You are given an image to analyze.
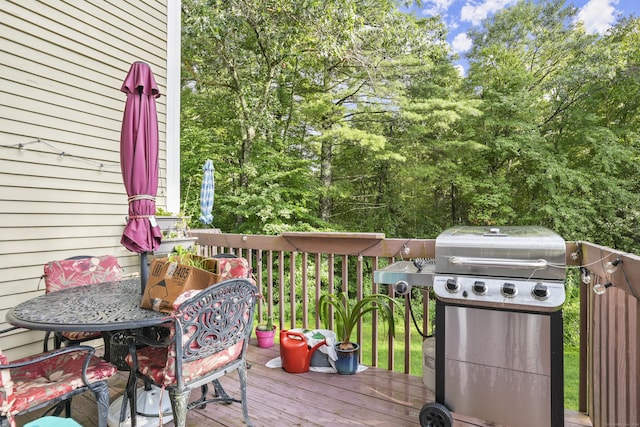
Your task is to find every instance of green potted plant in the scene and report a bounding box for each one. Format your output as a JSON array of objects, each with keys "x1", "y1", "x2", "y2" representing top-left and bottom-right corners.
[
  {"x1": 319, "y1": 291, "x2": 400, "y2": 374},
  {"x1": 154, "y1": 208, "x2": 197, "y2": 254},
  {"x1": 255, "y1": 314, "x2": 276, "y2": 348},
  {"x1": 154, "y1": 208, "x2": 191, "y2": 236}
]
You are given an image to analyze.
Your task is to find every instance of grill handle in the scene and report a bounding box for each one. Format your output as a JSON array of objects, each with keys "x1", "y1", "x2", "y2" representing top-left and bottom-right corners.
[{"x1": 448, "y1": 257, "x2": 548, "y2": 269}]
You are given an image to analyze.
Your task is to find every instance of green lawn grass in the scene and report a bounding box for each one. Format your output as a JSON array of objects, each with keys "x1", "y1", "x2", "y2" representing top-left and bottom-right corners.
[{"x1": 564, "y1": 346, "x2": 580, "y2": 410}]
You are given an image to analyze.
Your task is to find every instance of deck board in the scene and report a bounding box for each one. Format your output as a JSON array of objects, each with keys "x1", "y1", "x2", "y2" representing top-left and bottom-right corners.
[{"x1": 16, "y1": 343, "x2": 593, "y2": 427}]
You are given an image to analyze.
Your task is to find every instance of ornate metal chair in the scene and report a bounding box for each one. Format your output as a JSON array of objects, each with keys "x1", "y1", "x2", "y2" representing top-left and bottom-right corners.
[
  {"x1": 41, "y1": 255, "x2": 122, "y2": 352},
  {"x1": 120, "y1": 277, "x2": 259, "y2": 427},
  {"x1": 0, "y1": 340, "x2": 117, "y2": 427}
]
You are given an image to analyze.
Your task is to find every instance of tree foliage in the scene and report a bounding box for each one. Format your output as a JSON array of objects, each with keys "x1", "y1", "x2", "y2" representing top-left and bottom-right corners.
[
  {"x1": 180, "y1": 0, "x2": 640, "y2": 254},
  {"x1": 462, "y1": 0, "x2": 640, "y2": 251}
]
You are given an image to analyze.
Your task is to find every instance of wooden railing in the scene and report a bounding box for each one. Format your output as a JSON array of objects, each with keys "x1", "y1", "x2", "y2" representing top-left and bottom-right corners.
[
  {"x1": 191, "y1": 230, "x2": 640, "y2": 427},
  {"x1": 578, "y1": 242, "x2": 640, "y2": 427}
]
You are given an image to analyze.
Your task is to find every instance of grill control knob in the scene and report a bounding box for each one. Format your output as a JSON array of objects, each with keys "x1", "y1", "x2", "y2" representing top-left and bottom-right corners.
[
  {"x1": 445, "y1": 278, "x2": 459, "y2": 293},
  {"x1": 532, "y1": 283, "x2": 550, "y2": 300},
  {"x1": 472, "y1": 280, "x2": 487, "y2": 295},
  {"x1": 502, "y1": 282, "x2": 518, "y2": 297},
  {"x1": 394, "y1": 280, "x2": 411, "y2": 296}
]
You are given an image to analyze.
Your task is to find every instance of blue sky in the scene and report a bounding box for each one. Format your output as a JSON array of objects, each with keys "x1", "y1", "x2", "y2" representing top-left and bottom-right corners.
[{"x1": 410, "y1": 0, "x2": 640, "y2": 57}]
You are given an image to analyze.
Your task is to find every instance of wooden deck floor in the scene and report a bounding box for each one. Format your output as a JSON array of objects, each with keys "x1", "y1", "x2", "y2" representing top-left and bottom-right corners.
[{"x1": 17, "y1": 343, "x2": 593, "y2": 427}]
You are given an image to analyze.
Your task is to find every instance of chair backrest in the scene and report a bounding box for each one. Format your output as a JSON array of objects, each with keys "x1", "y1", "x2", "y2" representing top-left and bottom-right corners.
[
  {"x1": 0, "y1": 350, "x2": 15, "y2": 414},
  {"x1": 171, "y1": 278, "x2": 258, "y2": 387},
  {"x1": 43, "y1": 255, "x2": 122, "y2": 293},
  {"x1": 212, "y1": 254, "x2": 252, "y2": 281}
]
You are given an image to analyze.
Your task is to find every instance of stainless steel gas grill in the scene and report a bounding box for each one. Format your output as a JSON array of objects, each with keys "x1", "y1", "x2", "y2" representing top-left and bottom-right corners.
[{"x1": 374, "y1": 226, "x2": 567, "y2": 427}]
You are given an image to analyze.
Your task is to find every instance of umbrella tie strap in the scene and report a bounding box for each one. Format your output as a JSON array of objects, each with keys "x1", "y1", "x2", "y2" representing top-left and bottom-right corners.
[
  {"x1": 128, "y1": 194, "x2": 156, "y2": 203},
  {"x1": 129, "y1": 215, "x2": 154, "y2": 219}
]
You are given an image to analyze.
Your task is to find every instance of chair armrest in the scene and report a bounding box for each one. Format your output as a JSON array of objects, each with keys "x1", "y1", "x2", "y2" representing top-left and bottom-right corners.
[{"x1": 0, "y1": 345, "x2": 100, "y2": 388}]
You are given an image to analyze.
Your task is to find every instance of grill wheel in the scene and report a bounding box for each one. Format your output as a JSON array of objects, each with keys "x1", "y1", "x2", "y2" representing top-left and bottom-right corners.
[{"x1": 419, "y1": 402, "x2": 453, "y2": 427}]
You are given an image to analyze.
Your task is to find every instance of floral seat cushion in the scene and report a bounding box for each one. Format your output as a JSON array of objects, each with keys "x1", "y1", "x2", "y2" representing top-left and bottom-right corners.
[
  {"x1": 130, "y1": 341, "x2": 243, "y2": 387},
  {"x1": 61, "y1": 331, "x2": 100, "y2": 342},
  {"x1": 0, "y1": 349, "x2": 116, "y2": 426},
  {"x1": 43, "y1": 256, "x2": 122, "y2": 342}
]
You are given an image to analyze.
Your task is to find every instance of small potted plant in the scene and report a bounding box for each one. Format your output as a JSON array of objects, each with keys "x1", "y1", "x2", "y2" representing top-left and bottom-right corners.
[
  {"x1": 255, "y1": 315, "x2": 276, "y2": 348},
  {"x1": 154, "y1": 208, "x2": 191, "y2": 237},
  {"x1": 319, "y1": 291, "x2": 400, "y2": 374},
  {"x1": 154, "y1": 208, "x2": 197, "y2": 254}
]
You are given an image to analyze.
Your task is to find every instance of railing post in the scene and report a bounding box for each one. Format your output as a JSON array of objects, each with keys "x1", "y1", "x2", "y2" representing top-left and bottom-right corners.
[
  {"x1": 371, "y1": 256, "x2": 379, "y2": 368},
  {"x1": 278, "y1": 251, "x2": 285, "y2": 330},
  {"x1": 314, "y1": 253, "x2": 322, "y2": 329},
  {"x1": 301, "y1": 252, "x2": 308, "y2": 329},
  {"x1": 579, "y1": 271, "x2": 588, "y2": 414},
  {"x1": 327, "y1": 253, "x2": 334, "y2": 332},
  {"x1": 289, "y1": 251, "x2": 297, "y2": 330}
]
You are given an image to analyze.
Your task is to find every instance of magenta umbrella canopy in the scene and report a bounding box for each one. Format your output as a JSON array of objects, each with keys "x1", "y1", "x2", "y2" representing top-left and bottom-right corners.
[{"x1": 120, "y1": 62, "x2": 162, "y2": 256}]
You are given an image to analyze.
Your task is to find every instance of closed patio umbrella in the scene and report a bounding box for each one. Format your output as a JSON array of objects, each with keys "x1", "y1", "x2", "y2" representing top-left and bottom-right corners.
[
  {"x1": 198, "y1": 159, "x2": 214, "y2": 225},
  {"x1": 119, "y1": 61, "x2": 162, "y2": 293}
]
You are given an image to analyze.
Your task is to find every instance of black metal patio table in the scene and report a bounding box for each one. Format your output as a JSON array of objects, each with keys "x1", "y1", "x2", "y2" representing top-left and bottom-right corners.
[{"x1": 6, "y1": 278, "x2": 170, "y2": 363}]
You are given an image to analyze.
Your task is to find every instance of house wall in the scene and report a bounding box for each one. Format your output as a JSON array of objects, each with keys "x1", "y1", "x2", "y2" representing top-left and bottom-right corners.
[{"x1": 0, "y1": 0, "x2": 177, "y2": 359}]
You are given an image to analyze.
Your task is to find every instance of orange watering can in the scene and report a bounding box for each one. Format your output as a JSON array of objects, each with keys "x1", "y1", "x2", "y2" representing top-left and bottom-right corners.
[{"x1": 280, "y1": 330, "x2": 327, "y2": 373}]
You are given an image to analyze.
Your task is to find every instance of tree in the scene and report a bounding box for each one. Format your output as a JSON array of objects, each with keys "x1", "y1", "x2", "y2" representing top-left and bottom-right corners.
[
  {"x1": 181, "y1": 0, "x2": 330, "y2": 232},
  {"x1": 180, "y1": 0, "x2": 447, "y2": 233},
  {"x1": 462, "y1": 0, "x2": 640, "y2": 251},
  {"x1": 179, "y1": 0, "x2": 640, "y2": 255}
]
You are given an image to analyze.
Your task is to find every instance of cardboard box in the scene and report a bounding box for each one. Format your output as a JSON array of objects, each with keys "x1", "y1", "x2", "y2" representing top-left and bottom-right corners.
[{"x1": 141, "y1": 255, "x2": 221, "y2": 312}]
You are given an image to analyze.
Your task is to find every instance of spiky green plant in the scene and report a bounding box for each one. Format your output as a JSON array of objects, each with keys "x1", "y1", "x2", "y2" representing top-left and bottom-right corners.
[{"x1": 319, "y1": 291, "x2": 400, "y2": 350}]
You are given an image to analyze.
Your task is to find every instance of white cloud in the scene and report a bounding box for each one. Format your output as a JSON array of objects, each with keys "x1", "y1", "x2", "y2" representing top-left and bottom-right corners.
[
  {"x1": 460, "y1": 0, "x2": 518, "y2": 26},
  {"x1": 451, "y1": 32, "x2": 473, "y2": 53},
  {"x1": 421, "y1": 0, "x2": 457, "y2": 16},
  {"x1": 577, "y1": 0, "x2": 619, "y2": 34}
]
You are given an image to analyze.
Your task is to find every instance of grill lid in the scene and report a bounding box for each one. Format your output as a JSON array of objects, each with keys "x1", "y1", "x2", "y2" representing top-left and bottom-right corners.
[{"x1": 435, "y1": 226, "x2": 566, "y2": 281}]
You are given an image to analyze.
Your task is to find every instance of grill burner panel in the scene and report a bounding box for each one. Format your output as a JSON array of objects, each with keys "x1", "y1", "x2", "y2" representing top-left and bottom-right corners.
[{"x1": 433, "y1": 275, "x2": 565, "y2": 312}]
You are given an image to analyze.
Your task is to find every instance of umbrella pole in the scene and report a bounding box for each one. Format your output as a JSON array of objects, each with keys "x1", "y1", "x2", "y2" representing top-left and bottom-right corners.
[{"x1": 140, "y1": 252, "x2": 149, "y2": 294}]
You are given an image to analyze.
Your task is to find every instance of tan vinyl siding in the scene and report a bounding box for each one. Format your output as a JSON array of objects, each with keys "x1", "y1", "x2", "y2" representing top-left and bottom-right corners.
[{"x1": 0, "y1": 0, "x2": 170, "y2": 359}]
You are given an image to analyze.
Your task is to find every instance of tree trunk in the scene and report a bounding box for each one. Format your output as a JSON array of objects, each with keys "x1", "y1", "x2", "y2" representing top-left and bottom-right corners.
[{"x1": 320, "y1": 139, "x2": 333, "y2": 221}]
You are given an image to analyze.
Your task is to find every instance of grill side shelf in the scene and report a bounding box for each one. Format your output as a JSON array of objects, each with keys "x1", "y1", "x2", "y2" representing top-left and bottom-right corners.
[{"x1": 373, "y1": 261, "x2": 435, "y2": 287}]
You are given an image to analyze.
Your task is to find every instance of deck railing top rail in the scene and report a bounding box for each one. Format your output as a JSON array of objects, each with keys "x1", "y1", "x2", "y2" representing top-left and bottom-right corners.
[
  {"x1": 191, "y1": 230, "x2": 436, "y2": 258},
  {"x1": 192, "y1": 230, "x2": 640, "y2": 301}
]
